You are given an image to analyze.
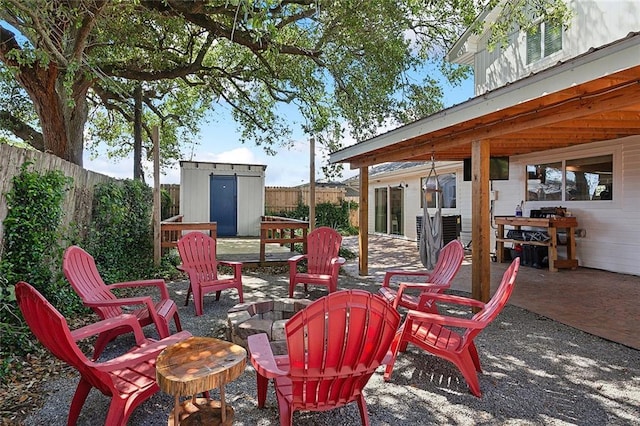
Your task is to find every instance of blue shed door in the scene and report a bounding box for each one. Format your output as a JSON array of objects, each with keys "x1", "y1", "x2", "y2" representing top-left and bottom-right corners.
[{"x1": 210, "y1": 175, "x2": 237, "y2": 237}]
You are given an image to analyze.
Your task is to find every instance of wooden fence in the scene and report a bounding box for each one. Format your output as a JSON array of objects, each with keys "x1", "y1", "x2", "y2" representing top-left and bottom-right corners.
[
  {"x1": 0, "y1": 144, "x2": 113, "y2": 248},
  {"x1": 159, "y1": 184, "x2": 359, "y2": 227},
  {"x1": 161, "y1": 183, "x2": 180, "y2": 219},
  {"x1": 265, "y1": 186, "x2": 347, "y2": 213},
  {"x1": 160, "y1": 215, "x2": 218, "y2": 249}
]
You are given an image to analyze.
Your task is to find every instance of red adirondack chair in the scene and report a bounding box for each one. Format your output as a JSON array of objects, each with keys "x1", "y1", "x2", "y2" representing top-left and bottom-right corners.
[
  {"x1": 378, "y1": 239, "x2": 465, "y2": 310},
  {"x1": 288, "y1": 226, "x2": 345, "y2": 297},
  {"x1": 63, "y1": 245, "x2": 182, "y2": 359},
  {"x1": 383, "y1": 258, "x2": 520, "y2": 397},
  {"x1": 248, "y1": 290, "x2": 401, "y2": 426},
  {"x1": 15, "y1": 281, "x2": 192, "y2": 426},
  {"x1": 176, "y1": 232, "x2": 244, "y2": 316}
]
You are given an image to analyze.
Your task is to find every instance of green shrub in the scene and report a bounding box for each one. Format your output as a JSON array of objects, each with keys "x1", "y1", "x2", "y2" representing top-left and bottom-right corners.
[
  {"x1": 269, "y1": 200, "x2": 358, "y2": 234},
  {"x1": 0, "y1": 163, "x2": 72, "y2": 358},
  {"x1": 86, "y1": 179, "x2": 154, "y2": 283},
  {"x1": 0, "y1": 163, "x2": 71, "y2": 297}
]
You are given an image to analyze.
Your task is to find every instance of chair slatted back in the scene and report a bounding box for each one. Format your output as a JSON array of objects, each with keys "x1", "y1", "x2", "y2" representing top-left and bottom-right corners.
[
  {"x1": 177, "y1": 232, "x2": 220, "y2": 282},
  {"x1": 306, "y1": 227, "x2": 342, "y2": 276},
  {"x1": 428, "y1": 240, "x2": 465, "y2": 286},
  {"x1": 285, "y1": 290, "x2": 400, "y2": 409},
  {"x1": 465, "y1": 258, "x2": 520, "y2": 341},
  {"x1": 63, "y1": 246, "x2": 122, "y2": 320}
]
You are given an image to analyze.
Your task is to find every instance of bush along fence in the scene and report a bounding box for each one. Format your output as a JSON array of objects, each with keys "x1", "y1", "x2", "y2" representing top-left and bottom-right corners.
[{"x1": 0, "y1": 145, "x2": 164, "y2": 369}]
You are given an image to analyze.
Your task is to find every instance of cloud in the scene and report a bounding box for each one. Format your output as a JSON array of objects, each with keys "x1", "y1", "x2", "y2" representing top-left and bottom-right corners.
[{"x1": 199, "y1": 147, "x2": 263, "y2": 164}]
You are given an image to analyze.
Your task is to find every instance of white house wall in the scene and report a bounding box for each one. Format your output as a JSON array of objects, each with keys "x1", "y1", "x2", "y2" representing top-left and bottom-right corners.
[
  {"x1": 505, "y1": 136, "x2": 640, "y2": 275},
  {"x1": 476, "y1": 0, "x2": 640, "y2": 94},
  {"x1": 367, "y1": 136, "x2": 640, "y2": 276},
  {"x1": 367, "y1": 163, "x2": 472, "y2": 245}
]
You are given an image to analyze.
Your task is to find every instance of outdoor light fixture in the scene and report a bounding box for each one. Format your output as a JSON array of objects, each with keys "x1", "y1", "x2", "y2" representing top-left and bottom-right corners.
[{"x1": 398, "y1": 181, "x2": 408, "y2": 189}]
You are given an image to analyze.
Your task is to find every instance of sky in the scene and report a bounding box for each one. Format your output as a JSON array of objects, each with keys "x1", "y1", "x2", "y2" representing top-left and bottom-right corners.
[{"x1": 84, "y1": 73, "x2": 475, "y2": 187}]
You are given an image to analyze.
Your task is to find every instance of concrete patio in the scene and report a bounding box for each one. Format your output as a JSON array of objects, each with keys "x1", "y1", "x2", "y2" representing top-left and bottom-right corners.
[{"x1": 340, "y1": 234, "x2": 640, "y2": 351}]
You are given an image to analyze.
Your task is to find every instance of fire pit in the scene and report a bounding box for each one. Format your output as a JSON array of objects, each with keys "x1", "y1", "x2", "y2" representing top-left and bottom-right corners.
[{"x1": 227, "y1": 298, "x2": 313, "y2": 355}]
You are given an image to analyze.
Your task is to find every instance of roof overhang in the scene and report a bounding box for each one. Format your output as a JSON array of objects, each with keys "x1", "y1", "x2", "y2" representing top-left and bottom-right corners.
[
  {"x1": 446, "y1": 6, "x2": 499, "y2": 65},
  {"x1": 330, "y1": 33, "x2": 640, "y2": 169}
]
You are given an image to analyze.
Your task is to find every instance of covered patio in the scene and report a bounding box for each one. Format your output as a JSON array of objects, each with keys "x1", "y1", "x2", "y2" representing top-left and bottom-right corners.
[
  {"x1": 330, "y1": 32, "x2": 640, "y2": 304},
  {"x1": 340, "y1": 235, "x2": 640, "y2": 351}
]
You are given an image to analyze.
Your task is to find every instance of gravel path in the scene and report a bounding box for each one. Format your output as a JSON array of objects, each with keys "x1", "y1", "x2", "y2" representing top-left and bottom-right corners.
[{"x1": 22, "y1": 265, "x2": 640, "y2": 426}]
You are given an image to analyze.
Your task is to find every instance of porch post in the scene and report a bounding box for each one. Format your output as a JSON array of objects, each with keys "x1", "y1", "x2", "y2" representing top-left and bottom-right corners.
[
  {"x1": 471, "y1": 140, "x2": 491, "y2": 303},
  {"x1": 359, "y1": 167, "x2": 369, "y2": 275}
]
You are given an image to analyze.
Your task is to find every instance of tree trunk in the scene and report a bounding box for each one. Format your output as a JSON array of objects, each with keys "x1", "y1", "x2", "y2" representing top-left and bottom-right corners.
[
  {"x1": 134, "y1": 84, "x2": 144, "y2": 181},
  {"x1": 14, "y1": 63, "x2": 87, "y2": 166}
]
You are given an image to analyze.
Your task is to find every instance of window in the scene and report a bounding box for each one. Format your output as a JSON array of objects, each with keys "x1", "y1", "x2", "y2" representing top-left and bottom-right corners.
[
  {"x1": 565, "y1": 155, "x2": 613, "y2": 201},
  {"x1": 374, "y1": 188, "x2": 387, "y2": 233},
  {"x1": 526, "y1": 155, "x2": 613, "y2": 202},
  {"x1": 421, "y1": 173, "x2": 456, "y2": 208},
  {"x1": 526, "y1": 20, "x2": 562, "y2": 64}
]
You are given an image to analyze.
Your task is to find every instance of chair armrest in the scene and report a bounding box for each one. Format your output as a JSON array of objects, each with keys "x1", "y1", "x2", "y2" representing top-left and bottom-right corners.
[
  {"x1": 288, "y1": 254, "x2": 306, "y2": 265},
  {"x1": 91, "y1": 330, "x2": 192, "y2": 371},
  {"x1": 108, "y1": 279, "x2": 170, "y2": 299},
  {"x1": 70, "y1": 314, "x2": 146, "y2": 345},
  {"x1": 176, "y1": 264, "x2": 185, "y2": 272},
  {"x1": 397, "y1": 282, "x2": 449, "y2": 293},
  {"x1": 383, "y1": 270, "x2": 432, "y2": 287},
  {"x1": 404, "y1": 310, "x2": 481, "y2": 330},
  {"x1": 85, "y1": 296, "x2": 158, "y2": 316},
  {"x1": 417, "y1": 293, "x2": 486, "y2": 310},
  {"x1": 219, "y1": 261, "x2": 243, "y2": 277},
  {"x1": 248, "y1": 333, "x2": 288, "y2": 379},
  {"x1": 218, "y1": 260, "x2": 242, "y2": 267},
  {"x1": 394, "y1": 282, "x2": 450, "y2": 310}
]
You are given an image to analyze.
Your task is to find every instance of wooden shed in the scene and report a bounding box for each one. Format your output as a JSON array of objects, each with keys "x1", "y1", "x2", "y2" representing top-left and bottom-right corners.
[{"x1": 180, "y1": 161, "x2": 266, "y2": 237}]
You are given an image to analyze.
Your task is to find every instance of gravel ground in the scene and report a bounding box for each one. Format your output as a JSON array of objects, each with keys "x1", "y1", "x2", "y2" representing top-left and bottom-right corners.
[{"x1": 23, "y1": 266, "x2": 640, "y2": 426}]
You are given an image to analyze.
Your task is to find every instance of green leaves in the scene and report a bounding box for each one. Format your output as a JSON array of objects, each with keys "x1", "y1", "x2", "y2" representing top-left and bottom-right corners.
[
  {"x1": 0, "y1": 162, "x2": 72, "y2": 357},
  {"x1": 86, "y1": 179, "x2": 154, "y2": 283},
  {"x1": 1, "y1": 0, "x2": 571, "y2": 180}
]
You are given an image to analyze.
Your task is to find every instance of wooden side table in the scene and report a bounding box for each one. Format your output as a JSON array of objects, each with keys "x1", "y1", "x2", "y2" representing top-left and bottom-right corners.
[
  {"x1": 156, "y1": 336, "x2": 247, "y2": 425},
  {"x1": 495, "y1": 216, "x2": 578, "y2": 272}
]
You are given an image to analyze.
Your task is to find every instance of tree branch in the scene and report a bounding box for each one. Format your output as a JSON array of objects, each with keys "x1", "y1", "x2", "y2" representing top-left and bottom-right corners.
[{"x1": 0, "y1": 109, "x2": 44, "y2": 151}]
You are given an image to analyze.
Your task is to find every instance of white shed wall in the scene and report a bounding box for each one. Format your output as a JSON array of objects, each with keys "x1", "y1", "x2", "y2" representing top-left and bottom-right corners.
[
  {"x1": 180, "y1": 161, "x2": 265, "y2": 236},
  {"x1": 237, "y1": 175, "x2": 265, "y2": 236}
]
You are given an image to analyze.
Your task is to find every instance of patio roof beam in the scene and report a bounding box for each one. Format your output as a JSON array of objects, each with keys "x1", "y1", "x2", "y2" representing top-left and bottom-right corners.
[{"x1": 348, "y1": 80, "x2": 640, "y2": 168}]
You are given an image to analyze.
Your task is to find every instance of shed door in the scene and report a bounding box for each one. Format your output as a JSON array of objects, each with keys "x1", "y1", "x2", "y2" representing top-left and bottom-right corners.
[{"x1": 210, "y1": 175, "x2": 237, "y2": 237}]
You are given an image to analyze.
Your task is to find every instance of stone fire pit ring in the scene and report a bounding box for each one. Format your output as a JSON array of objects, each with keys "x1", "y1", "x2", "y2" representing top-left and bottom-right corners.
[{"x1": 227, "y1": 298, "x2": 313, "y2": 355}]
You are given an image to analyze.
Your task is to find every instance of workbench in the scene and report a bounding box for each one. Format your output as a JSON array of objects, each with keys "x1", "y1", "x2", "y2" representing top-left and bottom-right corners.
[{"x1": 495, "y1": 216, "x2": 578, "y2": 272}]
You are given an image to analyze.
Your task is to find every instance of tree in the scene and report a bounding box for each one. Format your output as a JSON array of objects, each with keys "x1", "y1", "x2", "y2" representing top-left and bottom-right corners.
[{"x1": 0, "y1": 0, "x2": 570, "y2": 175}]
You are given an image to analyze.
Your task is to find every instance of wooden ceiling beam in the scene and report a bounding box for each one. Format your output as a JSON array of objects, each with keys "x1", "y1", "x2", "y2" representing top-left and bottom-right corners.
[{"x1": 348, "y1": 81, "x2": 640, "y2": 168}]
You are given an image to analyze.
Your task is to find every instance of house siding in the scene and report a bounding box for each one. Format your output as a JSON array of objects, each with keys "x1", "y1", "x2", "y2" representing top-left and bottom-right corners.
[
  {"x1": 366, "y1": 162, "x2": 471, "y2": 246},
  {"x1": 475, "y1": 0, "x2": 640, "y2": 94},
  {"x1": 505, "y1": 136, "x2": 640, "y2": 275}
]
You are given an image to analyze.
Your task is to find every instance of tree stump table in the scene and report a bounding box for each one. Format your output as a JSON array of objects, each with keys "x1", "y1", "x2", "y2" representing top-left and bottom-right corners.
[{"x1": 156, "y1": 336, "x2": 247, "y2": 425}]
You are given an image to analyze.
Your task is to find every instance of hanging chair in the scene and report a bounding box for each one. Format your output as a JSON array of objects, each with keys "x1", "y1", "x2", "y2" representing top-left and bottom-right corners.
[{"x1": 419, "y1": 157, "x2": 444, "y2": 269}]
